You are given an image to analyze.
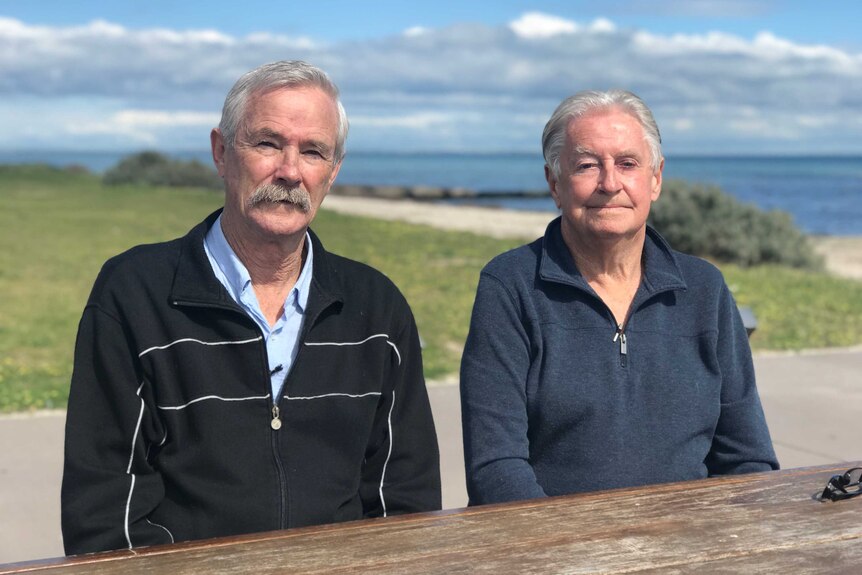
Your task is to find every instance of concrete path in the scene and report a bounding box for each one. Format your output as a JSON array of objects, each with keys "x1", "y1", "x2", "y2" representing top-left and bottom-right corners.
[{"x1": 2, "y1": 348, "x2": 861, "y2": 565}]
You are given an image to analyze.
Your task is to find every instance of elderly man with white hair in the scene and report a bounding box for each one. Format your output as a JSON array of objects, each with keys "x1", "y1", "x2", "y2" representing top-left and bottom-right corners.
[
  {"x1": 62, "y1": 60, "x2": 441, "y2": 555},
  {"x1": 460, "y1": 89, "x2": 778, "y2": 505}
]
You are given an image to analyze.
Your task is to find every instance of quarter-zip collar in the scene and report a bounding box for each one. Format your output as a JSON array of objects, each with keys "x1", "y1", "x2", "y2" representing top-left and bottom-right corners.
[{"x1": 537, "y1": 216, "x2": 688, "y2": 299}]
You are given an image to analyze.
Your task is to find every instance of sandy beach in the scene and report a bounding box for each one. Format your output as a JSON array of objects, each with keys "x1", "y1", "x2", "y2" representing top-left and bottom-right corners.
[{"x1": 323, "y1": 194, "x2": 862, "y2": 281}]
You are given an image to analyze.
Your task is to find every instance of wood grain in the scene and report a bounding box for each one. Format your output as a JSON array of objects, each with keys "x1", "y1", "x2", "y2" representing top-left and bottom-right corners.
[{"x1": 3, "y1": 463, "x2": 859, "y2": 574}]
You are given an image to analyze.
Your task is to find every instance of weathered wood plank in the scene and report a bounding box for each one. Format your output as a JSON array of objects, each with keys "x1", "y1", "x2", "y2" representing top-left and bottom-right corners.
[{"x1": 3, "y1": 463, "x2": 859, "y2": 574}]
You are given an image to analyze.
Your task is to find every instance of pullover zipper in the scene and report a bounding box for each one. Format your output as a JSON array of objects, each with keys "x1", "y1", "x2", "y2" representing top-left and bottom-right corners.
[{"x1": 613, "y1": 325, "x2": 628, "y2": 368}]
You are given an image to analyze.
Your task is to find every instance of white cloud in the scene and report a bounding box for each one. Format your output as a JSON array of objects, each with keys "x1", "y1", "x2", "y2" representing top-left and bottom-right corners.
[
  {"x1": 590, "y1": 18, "x2": 617, "y2": 33},
  {"x1": 61, "y1": 109, "x2": 220, "y2": 148},
  {"x1": 350, "y1": 112, "x2": 458, "y2": 129},
  {"x1": 508, "y1": 13, "x2": 616, "y2": 39},
  {"x1": 634, "y1": 30, "x2": 753, "y2": 54},
  {"x1": 68, "y1": 110, "x2": 219, "y2": 132},
  {"x1": 403, "y1": 26, "x2": 428, "y2": 37},
  {"x1": 2, "y1": 13, "x2": 862, "y2": 153},
  {"x1": 752, "y1": 31, "x2": 856, "y2": 65},
  {"x1": 509, "y1": 12, "x2": 578, "y2": 39},
  {"x1": 244, "y1": 31, "x2": 317, "y2": 49}
]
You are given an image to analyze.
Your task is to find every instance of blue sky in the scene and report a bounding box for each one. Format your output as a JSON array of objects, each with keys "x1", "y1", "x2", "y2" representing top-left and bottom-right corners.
[
  {"x1": 4, "y1": 0, "x2": 859, "y2": 47},
  {"x1": 2, "y1": 1, "x2": 861, "y2": 154}
]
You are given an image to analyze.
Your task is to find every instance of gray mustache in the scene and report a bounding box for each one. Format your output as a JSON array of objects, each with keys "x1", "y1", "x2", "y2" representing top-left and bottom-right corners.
[{"x1": 247, "y1": 184, "x2": 311, "y2": 213}]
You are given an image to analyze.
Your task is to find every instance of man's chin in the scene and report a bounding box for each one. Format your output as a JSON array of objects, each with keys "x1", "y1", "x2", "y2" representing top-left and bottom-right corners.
[{"x1": 250, "y1": 211, "x2": 314, "y2": 238}]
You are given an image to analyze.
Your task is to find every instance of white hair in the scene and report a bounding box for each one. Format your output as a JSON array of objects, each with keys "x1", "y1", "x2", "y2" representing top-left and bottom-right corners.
[
  {"x1": 542, "y1": 89, "x2": 662, "y2": 178},
  {"x1": 218, "y1": 60, "x2": 349, "y2": 162}
]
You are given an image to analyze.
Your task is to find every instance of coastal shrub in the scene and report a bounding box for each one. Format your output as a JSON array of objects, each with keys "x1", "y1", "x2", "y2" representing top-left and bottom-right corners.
[
  {"x1": 649, "y1": 180, "x2": 823, "y2": 269},
  {"x1": 103, "y1": 151, "x2": 222, "y2": 190}
]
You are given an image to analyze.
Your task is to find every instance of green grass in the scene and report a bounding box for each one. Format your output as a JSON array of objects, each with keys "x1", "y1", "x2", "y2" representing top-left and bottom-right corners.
[
  {"x1": 309, "y1": 212, "x2": 521, "y2": 378},
  {"x1": 0, "y1": 166, "x2": 224, "y2": 412},
  {"x1": 2, "y1": 165, "x2": 862, "y2": 412},
  {"x1": 724, "y1": 265, "x2": 862, "y2": 349}
]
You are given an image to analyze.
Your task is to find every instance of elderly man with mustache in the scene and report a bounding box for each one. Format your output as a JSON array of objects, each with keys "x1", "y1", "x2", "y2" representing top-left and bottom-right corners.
[{"x1": 61, "y1": 60, "x2": 441, "y2": 555}]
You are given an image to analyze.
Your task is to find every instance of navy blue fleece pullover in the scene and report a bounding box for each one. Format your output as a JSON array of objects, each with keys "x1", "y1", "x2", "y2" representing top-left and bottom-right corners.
[{"x1": 460, "y1": 217, "x2": 778, "y2": 505}]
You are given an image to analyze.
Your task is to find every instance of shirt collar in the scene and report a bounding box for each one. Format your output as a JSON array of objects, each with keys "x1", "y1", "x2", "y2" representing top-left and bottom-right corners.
[
  {"x1": 204, "y1": 214, "x2": 314, "y2": 312},
  {"x1": 293, "y1": 233, "x2": 313, "y2": 313}
]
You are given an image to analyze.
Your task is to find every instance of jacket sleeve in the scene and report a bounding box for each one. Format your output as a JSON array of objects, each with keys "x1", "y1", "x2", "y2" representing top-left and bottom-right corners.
[
  {"x1": 705, "y1": 283, "x2": 780, "y2": 475},
  {"x1": 62, "y1": 304, "x2": 171, "y2": 555},
  {"x1": 460, "y1": 272, "x2": 548, "y2": 505},
  {"x1": 359, "y1": 303, "x2": 441, "y2": 517}
]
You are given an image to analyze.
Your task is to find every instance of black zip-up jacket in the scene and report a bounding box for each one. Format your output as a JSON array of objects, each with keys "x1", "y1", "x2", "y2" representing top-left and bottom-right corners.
[{"x1": 62, "y1": 210, "x2": 441, "y2": 555}]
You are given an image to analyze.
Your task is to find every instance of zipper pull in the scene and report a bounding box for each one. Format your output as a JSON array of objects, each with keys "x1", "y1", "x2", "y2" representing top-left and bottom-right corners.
[
  {"x1": 613, "y1": 326, "x2": 628, "y2": 367},
  {"x1": 270, "y1": 405, "x2": 282, "y2": 430}
]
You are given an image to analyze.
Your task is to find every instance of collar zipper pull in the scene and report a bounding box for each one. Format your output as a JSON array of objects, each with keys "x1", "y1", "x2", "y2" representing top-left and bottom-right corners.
[
  {"x1": 271, "y1": 405, "x2": 282, "y2": 430},
  {"x1": 613, "y1": 326, "x2": 628, "y2": 367}
]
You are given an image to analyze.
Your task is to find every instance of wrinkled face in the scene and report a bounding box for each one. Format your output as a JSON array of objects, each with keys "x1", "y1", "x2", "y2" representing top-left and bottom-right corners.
[
  {"x1": 546, "y1": 108, "x2": 663, "y2": 242},
  {"x1": 211, "y1": 86, "x2": 342, "y2": 243}
]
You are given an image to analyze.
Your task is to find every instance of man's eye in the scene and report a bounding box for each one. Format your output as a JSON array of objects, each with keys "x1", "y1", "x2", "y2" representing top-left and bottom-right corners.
[
  {"x1": 257, "y1": 141, "x2": 277, "y2": 148},
  {"x1": 575, "y1": 162, "x2": 598, "y2": 171}
]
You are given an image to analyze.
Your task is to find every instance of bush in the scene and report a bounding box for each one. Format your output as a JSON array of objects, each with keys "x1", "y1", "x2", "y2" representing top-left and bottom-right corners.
[
  {"x1": 103, "y1": 151, "x2": 222, "y2": 190},
  {"x1": 648, "y1": 180, "x2": 823, "y2": 269}
]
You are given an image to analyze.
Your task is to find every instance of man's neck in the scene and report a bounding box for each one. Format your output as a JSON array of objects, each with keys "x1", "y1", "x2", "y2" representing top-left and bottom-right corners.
[
  {"x1": 220, "y1": 218, "x2": 308, "y2": 326},
  {"x1": 562, "y1": 225, "x2": 645, "y2": 281},
  {"x1": 561, "y1": 224, "x2": 646, "y2": 326}
]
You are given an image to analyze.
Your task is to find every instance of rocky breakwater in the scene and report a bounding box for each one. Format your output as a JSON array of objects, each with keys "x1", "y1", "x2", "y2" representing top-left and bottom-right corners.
[{"x1": 330, "y1": 184, "x2": 549, "y2": 201}]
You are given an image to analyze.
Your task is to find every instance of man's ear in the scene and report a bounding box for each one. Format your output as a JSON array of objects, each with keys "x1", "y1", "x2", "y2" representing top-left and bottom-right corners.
[
  {"x1": 651, "y1": 157, "x2": 664, "y2": 202},
  {"x1": 327, "y1": 158, "x2": 343, "y2": 190},
  {"x1": 211, "y1": 128, "x2": 226, "y2": 177},
  {"x1": 545, "y1": 164, "x2": 562, "y2": 209}
]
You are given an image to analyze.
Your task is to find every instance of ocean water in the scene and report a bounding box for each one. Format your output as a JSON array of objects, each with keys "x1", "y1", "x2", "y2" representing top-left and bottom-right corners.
[
  {"x1": 337, "y1": 153, "x2": 862, "y2": 237},
  {"x1": 2, "y1": 150, "x2": 861, "y2": 236}
]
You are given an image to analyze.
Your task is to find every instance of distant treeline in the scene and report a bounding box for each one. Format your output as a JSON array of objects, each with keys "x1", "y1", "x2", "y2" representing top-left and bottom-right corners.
[
  {"x1": 103, "y1": 150, "x2": 222, "y2": 190},
  {"x1": 97, "y1": 151, "x2": 822, "y2": 269}
]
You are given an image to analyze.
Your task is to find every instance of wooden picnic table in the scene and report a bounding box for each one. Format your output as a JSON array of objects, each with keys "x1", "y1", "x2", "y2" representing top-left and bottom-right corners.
[{"x1": 2, "y1": 462, "x2": 860, "y2": 574}]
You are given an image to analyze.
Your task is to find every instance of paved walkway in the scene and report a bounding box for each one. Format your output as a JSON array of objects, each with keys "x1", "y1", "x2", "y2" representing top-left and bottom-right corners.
[{"x1": 2, "y1": 348, "x2": 861, "y2": 565}]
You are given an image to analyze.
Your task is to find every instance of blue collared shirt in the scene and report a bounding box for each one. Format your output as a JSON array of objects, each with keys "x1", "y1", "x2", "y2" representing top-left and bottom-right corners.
[{"x1": 204, "y1": 215, "x2": 312, "y2": 398}]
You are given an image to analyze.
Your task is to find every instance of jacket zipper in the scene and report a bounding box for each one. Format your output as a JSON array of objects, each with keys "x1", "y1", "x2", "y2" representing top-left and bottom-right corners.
[
  {"x1": 174, "y1": 292, "x2": 336, "y2": 532},
  {"x1": 172, "y1": 295, "x2": 296, "y2": 529},
  {"x1": 265, "y1": 301, "x2": 327, "y2": 532},
  {"x1": 265, "y1": 353, "x2": 290, "y2": 527},
  {"x1": 613, "y1": 325, "x2": 628, "y2": 368},
  {"x1": 270, "y1": 402, "x2": 289, "y2": 529}
]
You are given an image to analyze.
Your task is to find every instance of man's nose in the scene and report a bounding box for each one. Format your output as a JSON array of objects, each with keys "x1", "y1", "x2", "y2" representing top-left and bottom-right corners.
[
  {"x1": 273, "y1": 149, "x2": 302, "y2": 185},
  {"x1": 598, "y1": 163, "x2": 621, "y2": 193}
]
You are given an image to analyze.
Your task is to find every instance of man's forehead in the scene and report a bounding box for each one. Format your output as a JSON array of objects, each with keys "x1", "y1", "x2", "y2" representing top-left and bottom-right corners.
[
  {"x1": 239, "y1": 87, "x2": 338, "y2": 135},
  {"x1": 565, "y1": 111, "x2": 647, "y2": 152},
  {"x1": 566, "y1": 108, "x2": 641, "y2": 130},
  {"x1": 243, "y1": 86, "x2": 338, "y2": 121}
]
